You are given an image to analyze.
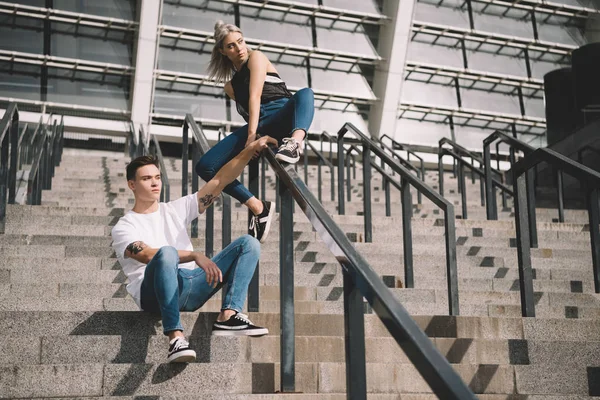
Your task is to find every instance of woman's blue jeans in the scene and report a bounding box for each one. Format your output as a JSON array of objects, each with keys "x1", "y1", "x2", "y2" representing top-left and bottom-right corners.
[
  {"x1": 195, "y1": 87, "x2": 315, "y2": 204},
  {"x1": 139, "y1": 235, "x2": 260, "y2": 335}
]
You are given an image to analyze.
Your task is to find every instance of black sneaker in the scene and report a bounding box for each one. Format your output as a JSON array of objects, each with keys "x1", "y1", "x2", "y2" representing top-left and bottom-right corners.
[
  {"x1": 249, "y1": 200, "x2": 274, "y2": 243},
  {"x1": 275, "y1": 138, "x2": 302, "y2": 163},
  {"x1": 167, "y1": 337, "x2": 196, "y2": 363},
  {"x1": 212, "y1": 312, "x2": 269, "y2": 337}
]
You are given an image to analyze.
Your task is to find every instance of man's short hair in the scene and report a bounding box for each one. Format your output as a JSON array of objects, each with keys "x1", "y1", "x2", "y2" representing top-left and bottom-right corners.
[{"x1": 126, "y1": 155, "x2": 159, "y2": 181}]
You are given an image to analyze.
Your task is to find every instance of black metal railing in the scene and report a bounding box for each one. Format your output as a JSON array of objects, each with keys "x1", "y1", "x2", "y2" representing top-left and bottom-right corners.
[
  {"x1": 303, "y1": 137, "x2": 335, "y2": 203},
  {"x1": 378, "y1": 137, "x2": 424, "y2": 206},
  {"x1": 440, "y1": 147, "x2": 513, "y2": 220},
  {"x1": 511, "y1": 147, "x2": 600, "y2": 317},
  {"x1": 483, "y1": 131, "x2": 540, "y2": 248},
  {"x1": 1, "y1": 104, "x2": 65, "y2": 232},
  {"x1": 25, "y1": 116, "x2": 65, "y2": 207},
  {"x1": 186, "y1": 116, "x2": 475, "y2": 398},
  {"x1": 380, "y1": 133, "x2": 425, "y2": 205},
  {"x1": 337, "y1": 123, "x2": 460, "y2": 316}
]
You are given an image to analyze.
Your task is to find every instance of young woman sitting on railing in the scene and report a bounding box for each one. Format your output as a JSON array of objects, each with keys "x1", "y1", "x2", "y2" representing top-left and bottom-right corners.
[{"x1": 195, "y1": 20, "x2": 315, "y2": 244}]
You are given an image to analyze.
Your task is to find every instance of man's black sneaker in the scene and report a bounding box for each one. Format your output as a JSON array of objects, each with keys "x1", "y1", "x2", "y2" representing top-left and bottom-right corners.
[
  {"x1": 249, "y1": 200, "x2": 274, "y2": 243},
  {"x1": 167, "y1": 337, "x2": 196, "y2": 363},
  {"x1": 275, "y1": 138, "x2": 302, "y2": 163},
  {"x1": 212, "y1": 312, "x2": 269, "y2": 337}
]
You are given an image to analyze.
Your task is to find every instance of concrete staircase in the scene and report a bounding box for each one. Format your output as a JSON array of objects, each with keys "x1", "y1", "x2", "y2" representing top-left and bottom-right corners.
[{"x1": 1, "y1": 148, "x2": 600, "y2": 399}]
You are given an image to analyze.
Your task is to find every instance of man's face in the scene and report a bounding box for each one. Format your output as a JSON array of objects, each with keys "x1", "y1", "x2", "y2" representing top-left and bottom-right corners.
[{"x1": 128, "y1": 164, "x2": 161, "y2": 202}]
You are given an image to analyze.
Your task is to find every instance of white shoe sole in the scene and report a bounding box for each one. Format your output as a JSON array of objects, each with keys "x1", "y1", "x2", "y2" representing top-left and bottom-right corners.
[
  {"x1": 259, "y1": 203, "x2": 275, "y2": 244},
  {"x1": 275, "y1": 152, "x2": 300, "y2": 163},
  {"x1": 212, "y1": 327, "x2": 269, "y2": 337},
  {"x1": 167, "y1": 349, "x2": 197, "y2": 363}
]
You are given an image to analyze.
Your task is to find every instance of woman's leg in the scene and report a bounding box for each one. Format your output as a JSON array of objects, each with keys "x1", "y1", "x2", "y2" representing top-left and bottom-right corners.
[
  {"x1": 194, "y1": 124, "x2": 263, "y2": 214},
  {"x1": 259, "y1": 87, "x2": 315, "y2": 144}
]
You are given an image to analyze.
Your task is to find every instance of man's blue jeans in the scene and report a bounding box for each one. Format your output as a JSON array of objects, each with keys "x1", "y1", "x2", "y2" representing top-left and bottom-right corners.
[
  {"x1": 195, "y1": 87, "x2": 315, "y2": 204},
  {"x1": 140, "y1": 235, "x2": 260, "y2": 335}
]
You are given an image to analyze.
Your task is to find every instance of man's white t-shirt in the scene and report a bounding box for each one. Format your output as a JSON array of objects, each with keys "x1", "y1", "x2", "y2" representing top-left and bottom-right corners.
[{"x1": 111, "y1": 193, "x2": 201, "y2": 309}]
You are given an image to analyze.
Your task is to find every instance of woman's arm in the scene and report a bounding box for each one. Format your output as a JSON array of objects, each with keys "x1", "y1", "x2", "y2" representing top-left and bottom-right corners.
[
  {"x1": 245, "y1": 51, "x2": 269, "y2": 147},
  {"x1": 224, "y1": 81, "x2": 236, "y2": 101}
]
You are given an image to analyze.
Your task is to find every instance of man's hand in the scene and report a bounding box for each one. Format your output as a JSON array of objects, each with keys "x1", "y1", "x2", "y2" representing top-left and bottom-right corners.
[
  {"x1": 249, "y1": 135, "x2": 278, "y2": 158},
  {"x1": 195, "y1": 253, "x2": 222, "y2": 288}
]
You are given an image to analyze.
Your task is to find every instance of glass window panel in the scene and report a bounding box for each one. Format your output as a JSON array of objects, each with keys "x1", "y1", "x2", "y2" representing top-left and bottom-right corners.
[
  {"x1": 473, "y1": 13, "x2": 534, "y2": 38},
  {"x1": 157, "y1": 46, "x2": 211, "y2": 74},
  {"x1": 395, "y1": 119, "x2": 450, "y2": 146},
  {"x1": 47, "y1": 76, "x2": 130, "y2": 110},
  {"x1": 322, "y1": 0, "x2": 380, "y2": 14},
  {"x1": 153, "y1": 89, "x2": 229, "y2": 121},
  {"x1": 524, "y1": 97, "x2": 545, "y2": 118},
  {"x1": 407, "y1": 42, "x2": 464, "y2": 68},
  {"x1": 312, "y1": 106, "x2": 368, "y2": 134},
  {"x1": 315, "y1": 27, "x2": 377, "y2": 56},
  {"x1": 531, "y1": 60, "x2": 569, "y2": 80},
  {"x1": 415, "y1": 2, "x2": 471, "y2": 29},
  {"x1": 0, "y1": 71, "x2": 41, "y2": 101},
  {"x1": 51, "y1": 30, "x2": 133, "y2": 65},
  {"x1": 453, "y1": 125, "x2": 495, "y2": 149},
  {"x1": 467, "y1": 51, "x2": 528, "y2": 77},
  {"x1": 460, "y1": 87, "x2": 521, "y2": 114},
  {"x1": 53, "y1": 0, "x2": 136, "y2": 21},
  {"x1": 0, "y1": 23, "x2": 44, "y2": 54},
  {"x1": 240, "y1": 8, "x2": 313, "y2": 48},
  {"x1": 162, "y1": 2, "x2": 233, "y2": 30},
  {"x1": 311, "y1": 69, "x2": 374, "y2": 98},
  {"x1": 401, "y1": 80, "x2": 458, "y2": 108},
  {"x1": 537, "y1": 24, "x2": 585, "y2": 46}
]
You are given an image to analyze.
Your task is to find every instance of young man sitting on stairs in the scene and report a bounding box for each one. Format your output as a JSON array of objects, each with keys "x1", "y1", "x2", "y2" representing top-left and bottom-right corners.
[{"x1": 111, "y1": 135, "x2": 277, "y2": 363}]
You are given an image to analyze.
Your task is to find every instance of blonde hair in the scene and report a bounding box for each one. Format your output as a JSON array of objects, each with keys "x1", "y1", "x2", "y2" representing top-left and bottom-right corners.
[{"x1": 207, "y1": 20, "x2": 248, "y2": 83}]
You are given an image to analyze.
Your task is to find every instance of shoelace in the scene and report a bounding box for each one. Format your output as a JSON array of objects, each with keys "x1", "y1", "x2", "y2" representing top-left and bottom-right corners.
[
  {"x1": 235, "y1": 313, "x2": 252, "y2": 324},
  {"x1": 280, "y1": 138, "x2": 298, "y2": 151},
  {"x1": 248, "y1": 215, "x2": 258, "y2": 231},
  {"x1": 172, "y1": 338, "x2": 189, "y2": 351}
]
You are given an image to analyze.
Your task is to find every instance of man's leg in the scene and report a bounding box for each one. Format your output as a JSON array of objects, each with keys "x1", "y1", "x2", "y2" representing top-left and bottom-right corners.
[
  {"x1": 180, "y1": 235, "x2": 268, "y2": 336},
  {"x1": 140, "y1": 246, "x2": 196, "y2": 363}
]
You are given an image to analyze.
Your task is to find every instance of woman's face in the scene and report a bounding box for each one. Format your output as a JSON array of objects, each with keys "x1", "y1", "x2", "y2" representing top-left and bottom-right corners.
[{"x1": 220, "y1": 31, "x2": 248, "y2": 64}]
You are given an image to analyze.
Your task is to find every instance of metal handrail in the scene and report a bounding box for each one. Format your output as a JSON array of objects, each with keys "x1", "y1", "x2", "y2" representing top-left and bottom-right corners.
[
  {"x1": 183, "y1": 117, "x2": 475, "y2": 398},
  {"x1": 440, "y1": 147, "x2": 513, "y2": 220},
  {"x1": 511, "y1": 147, "x2": 600, "y2": 317},
  {"x1": 380, "y1": 134, "x2": 425, "y2": 181},
  {"x1": 482, "y1": 131, "x2": 541, "y2": 248},
  {"x1": 337, "y1": 122, "x2": 460, "y2": 316}
]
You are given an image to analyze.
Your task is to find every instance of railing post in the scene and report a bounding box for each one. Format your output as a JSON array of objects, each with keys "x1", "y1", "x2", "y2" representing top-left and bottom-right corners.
[
  {"x1": 401, "y1": 176, "x2": 414, "y2": 288},
  {"x1": 342, "y1": 267, "x2": 367, "y2": 398},
  {"x1": 248, "y1": 159, "x2": 260, "y2": 312},
  {"x1": 484, "y1": 143, "x2": 497, "y2": 220},
  {"x1": 444, "y1": 205, "x2": 460, "y2": 315},
  {"x1": 362, "y1": 144, "x2": 373, "y2": 243},
  {"x1": 526, "y1": 169, "x2": 538, "y2": 248},
  {"x1": 438, "y1": 154, "x2": 444, "y2": 196},
  {"x1": 279, "y1": 174, "x2": 295, "y2": 392},
  {"x1": 303, "y1": 139, "x2": 308, "y2": 184},
  {"x1": 458, "y1": 162, "x2": 467, "y2": 219},
  {"x1": 0, "y1": 129, "x2": 9, "y2": 233},
  {"x1": 191, "y1": 140, "x2": 200, "y2": 239},
  {"x1": 513, "y1": 172, "x2": 536, "y2": 317},
  {"x1": 384, "y1": 178, "x2": 391, "y2": 217},
  {"x1": 182, "y1": 123, "x2": 189, "y2": 197},
  {"x1": 8, "y1": 114, "x2": 19, "y2": 204},
  {"x1": 261, "y1": 157, "x2": 267, "y2": 201},
  {"x1": 588, "y1": 188, "x2": 600, "y2": 293},
  {"x1": 330, "y1": 164, "x2": 335, "y2": 202},
  {"x1": 337, "y1": 135, "x2": 345, "y2": 215},
  {"x1": 556, "y1": 169, "x2": 565, "y2": 223},
  {"x1": 346, "y1": 151, "x2": 352, "y2": 202},
  {"x1": 222, "y1": 194, "x2": 232, "y2": 248},
  {"x1": 317, "y1": 158, "x2": 322, "y2": 202}
]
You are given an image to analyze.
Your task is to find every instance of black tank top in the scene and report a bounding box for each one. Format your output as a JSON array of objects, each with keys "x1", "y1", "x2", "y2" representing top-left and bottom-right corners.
[{"x1": 230, "y1": 58, "x2": 292, "y2": 122}]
